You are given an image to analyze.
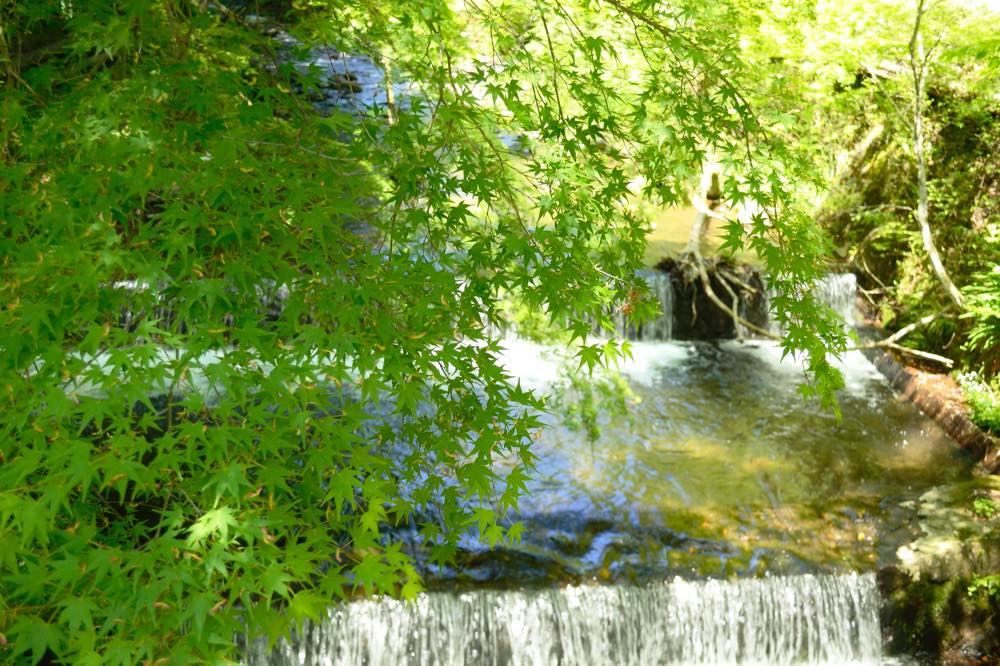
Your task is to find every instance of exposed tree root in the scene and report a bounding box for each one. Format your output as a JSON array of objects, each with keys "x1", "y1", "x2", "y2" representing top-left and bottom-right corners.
[
  {"x1": 682, "y1": 193, "x2": 779, "y2": 340},
  {"x1": 682, "y1": 166, "x2": 953, "y2": 365},
  {"x1": 670, "y1": 249, "x2": 779, "y2": 341}
]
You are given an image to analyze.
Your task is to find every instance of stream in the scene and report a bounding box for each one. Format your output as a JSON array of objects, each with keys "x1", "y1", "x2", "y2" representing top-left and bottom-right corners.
[
  {"x1": 473, "y1": 337, "x2": 967, "y2": 585},
  {"x1": 235, "y1": 34, "x2": 978, "y2": 664},
  {"x1": 246, "y1": 273, "x2": 971, "y2": 665}
]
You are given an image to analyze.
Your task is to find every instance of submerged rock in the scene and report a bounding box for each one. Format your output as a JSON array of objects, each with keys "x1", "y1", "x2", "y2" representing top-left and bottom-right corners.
[
  {"x1": 880, "y1": 478, "x2": 1000, "y2": 664},
  {"x1": 320, "y1": 72, "x2": 363, "y2": 94}
]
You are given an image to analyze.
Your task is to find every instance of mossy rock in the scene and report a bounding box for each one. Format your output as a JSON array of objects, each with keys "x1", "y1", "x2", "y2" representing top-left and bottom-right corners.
[{"x1": 879, "y1": 567, "x2": 1000, "y2": 663}]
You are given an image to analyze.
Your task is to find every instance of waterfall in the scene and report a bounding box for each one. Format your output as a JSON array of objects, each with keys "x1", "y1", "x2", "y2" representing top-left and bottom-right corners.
[
  {"x1": 594, "y1": 270, "x2": 673, "y2": 341},
  {"x1": 766, "y1": 273, "x2": 858, "y2": 336},
  {"x1": 246, "y1": 573, "x2": 883, "y2": 666},
  {"x1": 812, "y1": 273, "x2": 858, "y2": 327},
  {"x1": 627, "y1": 270, "x2": 673, "y2": 341},
  {"x1": 107, "y1": 270, "x2": 853, "y2": 344},
  {"x1": 595, "y1": 270, "x2": 856, "y2": 343}
]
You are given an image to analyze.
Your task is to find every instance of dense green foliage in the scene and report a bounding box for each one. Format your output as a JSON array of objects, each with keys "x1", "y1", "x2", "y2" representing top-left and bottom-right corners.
[
  {"x1": 0, "y1": 0, "x2": 854, "y2": 662},
  {"x1": 768, "y1": 0, "x2": 1000, "y2": 606},
  {"x1": 791, "y1": 0, "x2": 1000, "y2": 377},
  {"x1": 3, "y1": 0, "x2": 1000, "y2": 660},
  {"x1": 959, "y1": 372, "x2": 1000, "y2": 434}
]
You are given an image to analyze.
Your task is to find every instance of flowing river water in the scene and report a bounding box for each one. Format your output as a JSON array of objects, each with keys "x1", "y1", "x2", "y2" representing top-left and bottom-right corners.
[
  {"x1": 233, "y1": 35, "x2": 979, "y2": 663},
  {"x1": 251, "y1": 573, "x2": 883, "y2": 665},
  {"x1": 246, "y1": 273, "x2": 971, "y2": 665}
]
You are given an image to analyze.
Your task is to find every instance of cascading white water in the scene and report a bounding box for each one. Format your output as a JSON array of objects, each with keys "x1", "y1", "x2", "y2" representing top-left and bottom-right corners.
[
  {"x1": 632, "y1": 270, "x2": 673, "y2": 341},
  {"x1": 600, "y1": 270, "x2": 856, "y2": 342},
  {"x1": 597, "y1": 270, "x2": 673, "y2": 341},
  {"x1": 766, "y1": 273, "x2": 858, "y2": 336},
  {"x1": 247, "y1": 573, "x2": 883, "y2": 666},
  {"x1": 812, "y1": 273, "x2": 858, "y2": 327}
]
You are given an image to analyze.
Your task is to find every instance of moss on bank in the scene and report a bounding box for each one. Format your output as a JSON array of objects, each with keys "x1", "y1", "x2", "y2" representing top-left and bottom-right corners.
[{"x1": 880, "y1": 567, "x2": 1000, "y2": 663}]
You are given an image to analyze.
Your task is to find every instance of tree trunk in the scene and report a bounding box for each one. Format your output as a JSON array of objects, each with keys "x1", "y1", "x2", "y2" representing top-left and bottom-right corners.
[
  {"x1": 909, "y1": 0, "x2": 965, "y2": 309},
  {"x1": 686, "y1": 164, "x2": 720, "y2": 254}
]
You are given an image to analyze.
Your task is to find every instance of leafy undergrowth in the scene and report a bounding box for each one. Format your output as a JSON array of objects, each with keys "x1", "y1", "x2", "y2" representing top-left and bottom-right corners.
[{"x1": 957, "y1": 372, "x2": 1000, "y2": 435}]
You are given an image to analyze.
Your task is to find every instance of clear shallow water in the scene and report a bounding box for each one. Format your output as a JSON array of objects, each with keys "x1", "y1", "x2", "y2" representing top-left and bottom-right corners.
[
  {"x1": 458, "y1": 339, "x2": 971, "y2": 584},
  {"x1": 245, "y1": 339, "x2": 965, "y2": 665}
]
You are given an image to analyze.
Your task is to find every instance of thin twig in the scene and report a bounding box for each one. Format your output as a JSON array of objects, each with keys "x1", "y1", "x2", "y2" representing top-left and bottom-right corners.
[
  {"x1": 853, "y1": 310, "x2": 955, "y2": 367},
  {"x1": 537, "y1": 5, "x2": 565, "y2": 123},
  {"x1": 855, "y1": 310, "x2": 952, "y2": 349},
  {"x1": 886, "y1": 342, "x2": 953, "y2": 367}
]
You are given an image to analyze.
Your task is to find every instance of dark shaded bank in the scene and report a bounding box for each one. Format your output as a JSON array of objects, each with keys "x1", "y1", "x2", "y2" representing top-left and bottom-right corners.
[{"x1": 879, "y1": 567, "x2": 1000, "y2": 665}]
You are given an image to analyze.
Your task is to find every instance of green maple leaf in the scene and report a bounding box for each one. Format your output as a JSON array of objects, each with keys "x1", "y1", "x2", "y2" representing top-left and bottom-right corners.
[
  {"x1": 186, "y1": 506, "x2": 237, "y2": 547},
  {"x1": 59, "y1": 596, "x2": 97, "y2": 633},
  {"x1": 289, "y1": 590, "x2": 328, "y2": 624},
  {"x1": 10, "y1": 616, "x2": 61, "y2": 664}
]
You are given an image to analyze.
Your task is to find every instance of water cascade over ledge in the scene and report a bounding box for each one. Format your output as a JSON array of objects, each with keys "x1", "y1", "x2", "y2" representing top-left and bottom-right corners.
[
  {"x1": 600, "y1": 269, "x2": 858, "y2": 342},
  {"x1": 248, "y1": 573, "x2": 883, "y2": 666},
  {"x1": 603, "y1": 270, "x2": 673, "y2": 341}
]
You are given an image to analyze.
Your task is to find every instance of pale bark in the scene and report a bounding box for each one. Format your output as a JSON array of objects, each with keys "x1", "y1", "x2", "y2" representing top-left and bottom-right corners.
[
  {"x1": 686, "y1": 209, "x2": 709, "y2": 255},
  {"x1": 685, "y1": 164, "x2": 721, "y2": 254},
  {"x1": 382, "y1": 56, "x2": 396, "y2": 126},
  {"x1": 855, "y1": 310, "x2": 955, "y2": 367},
  {"x1": 909, "y1": 0, "x2": 965, "y2": 309}
]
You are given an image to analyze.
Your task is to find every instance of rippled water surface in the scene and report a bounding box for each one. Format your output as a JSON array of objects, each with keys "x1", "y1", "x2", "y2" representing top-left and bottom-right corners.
[{"x1": 457, "y1": 339, "x2": 972, "y2": 584}]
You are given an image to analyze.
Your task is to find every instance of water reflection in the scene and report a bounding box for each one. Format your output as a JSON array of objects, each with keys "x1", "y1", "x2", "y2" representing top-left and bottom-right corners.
[{"x1": 440, "y1": 339, "x2": 972, "y2": 585}]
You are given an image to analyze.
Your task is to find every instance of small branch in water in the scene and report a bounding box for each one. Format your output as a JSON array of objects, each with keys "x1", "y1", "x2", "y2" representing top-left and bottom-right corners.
[
  {"x1": 853, "y1": 310, "x2": 955, "y2": 367},
  {"x1": 685, "y1": 186, "x2": 735, "y2": 255},
  {"x1": 870, "y1": 310, "x2": 950, "y2": 347},
  {"x1": 885, "y1": 342, "x2": 953, "y2": 368}
]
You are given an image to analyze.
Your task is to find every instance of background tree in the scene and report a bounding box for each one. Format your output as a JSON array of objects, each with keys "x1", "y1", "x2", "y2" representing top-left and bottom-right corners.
[
  {"x1": 739, "y1": 0, "x2": 1000, "y2": 597},
  {"x1": 742, "y1": 0, "x2": 999, "y2": 365},
  {"x1": 908, "y1": 0, "x2": 965, "y2": 309}
]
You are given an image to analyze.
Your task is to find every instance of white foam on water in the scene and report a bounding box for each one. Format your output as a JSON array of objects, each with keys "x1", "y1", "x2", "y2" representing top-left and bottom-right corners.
[{"x1": 247, "y1": 573, "x2": 885, "y2": 665}]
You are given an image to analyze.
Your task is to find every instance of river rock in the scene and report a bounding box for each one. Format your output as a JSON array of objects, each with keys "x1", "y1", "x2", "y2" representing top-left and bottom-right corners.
[
  {"x1": 879, "y1": 481, "x2": 1000, "y2": 663},
  {"x1": 317, "y1": 72, "x2": 361, "y2": 94}
]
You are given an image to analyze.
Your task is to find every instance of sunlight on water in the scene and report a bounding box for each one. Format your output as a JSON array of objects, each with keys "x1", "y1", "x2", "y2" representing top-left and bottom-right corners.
[
  {"x1": 245, "y1": 273, "x2": 961, "y2": 666},
  {"x1": 491, "y1": 336, "x2": 967, "y2": 578}
]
